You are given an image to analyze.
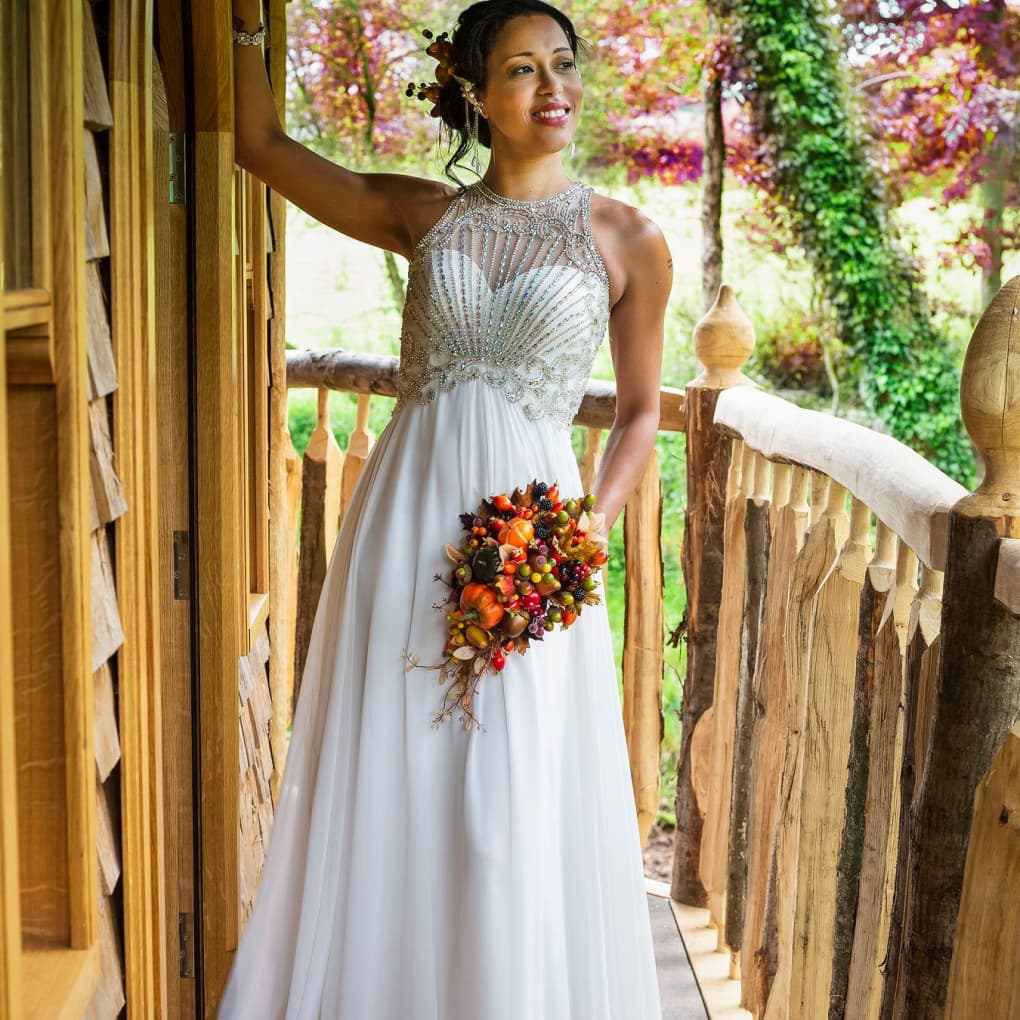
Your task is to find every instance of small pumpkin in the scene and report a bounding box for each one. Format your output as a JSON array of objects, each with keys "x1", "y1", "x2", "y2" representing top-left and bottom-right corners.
[
  {"x1": 459, "y1": 582, "x2": 505, "y2": 629},
  {"x1": 498, "y1": 516, "x2": 534, "y2": 549}
]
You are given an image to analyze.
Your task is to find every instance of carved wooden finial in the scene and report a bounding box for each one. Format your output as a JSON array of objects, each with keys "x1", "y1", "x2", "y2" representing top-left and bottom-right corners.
[
  {"x1": 692, "y1": 283, "x2": 756, "y2": 389},
  {"x1": 960, "y1": 275, "x2": 1020, "y2": 513}
]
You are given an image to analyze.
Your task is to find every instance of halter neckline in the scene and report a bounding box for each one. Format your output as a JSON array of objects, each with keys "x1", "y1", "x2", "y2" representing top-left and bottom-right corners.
[{"x1": 472, "y1": 178, "x2": 584, "y2": 208}]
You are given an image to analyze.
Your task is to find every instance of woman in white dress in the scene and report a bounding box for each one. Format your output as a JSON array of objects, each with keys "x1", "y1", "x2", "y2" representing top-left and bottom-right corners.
[{"x1": 221, "y1": 1, "x2": 673, "y2": 1016}]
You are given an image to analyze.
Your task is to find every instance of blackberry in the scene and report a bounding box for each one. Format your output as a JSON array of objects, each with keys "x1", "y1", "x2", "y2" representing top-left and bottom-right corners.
[
  {"x1": 537, "y1": 496, "x2": 553, "y2": 510},
  {"x1": 533, "y1": 524, "x2": 550, "y2": 540},
  {"x1": 559, "y1": 558, "x2": 584, "y2": 588},
  {"x1": 571, "y1": 586, "x2": 587, "y2": 602},
  {"x1": 532, "y1": 481, "x2": 549, "y2": 497}
]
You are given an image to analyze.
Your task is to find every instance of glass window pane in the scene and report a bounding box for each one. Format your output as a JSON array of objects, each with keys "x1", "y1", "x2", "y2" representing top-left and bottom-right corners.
[{"x1": 1, "y1": 2, "x2": 34, "y2": 290}]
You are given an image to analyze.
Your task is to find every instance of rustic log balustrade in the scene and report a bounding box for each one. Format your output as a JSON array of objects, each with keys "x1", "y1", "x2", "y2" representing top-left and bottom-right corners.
[{"x1": 678, "y1": 274, "x2": 1020, "y2": 1020}]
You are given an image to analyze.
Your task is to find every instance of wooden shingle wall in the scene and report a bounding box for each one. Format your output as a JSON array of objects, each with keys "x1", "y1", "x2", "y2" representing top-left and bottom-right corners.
[{"x1": 81, "y1": 3, "x2": 127, "y2": 1015}]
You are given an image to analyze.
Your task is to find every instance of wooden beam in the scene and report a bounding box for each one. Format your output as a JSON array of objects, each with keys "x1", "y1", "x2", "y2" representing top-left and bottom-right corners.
[
  {"x1": 191, "y1": 4, "x2": 244, "y2": 1011},
  {"x1": 0, "y1": 167, "x2": 25, "y2": 1020},
  {"x1": 47, "y1": 0, "x2": 97, "y2": 953},
  {"x1": 108, "y1": 0, "x2": 166, "y2": 1014}
]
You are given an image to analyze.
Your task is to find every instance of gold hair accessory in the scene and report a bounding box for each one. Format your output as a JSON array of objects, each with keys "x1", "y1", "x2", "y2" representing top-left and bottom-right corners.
[{"x1": 405, "y1": 29, "x2": 485, "y2": 124}]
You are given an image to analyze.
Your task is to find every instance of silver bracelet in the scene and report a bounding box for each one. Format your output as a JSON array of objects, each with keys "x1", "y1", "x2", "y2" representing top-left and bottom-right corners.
[{"x1": 233, "y1": 22, "x2": 266, "y2": 46}]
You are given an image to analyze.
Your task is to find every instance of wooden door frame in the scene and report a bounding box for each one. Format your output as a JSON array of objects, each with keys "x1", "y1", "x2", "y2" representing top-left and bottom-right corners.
[
  {"x1": 189, "y1": 5, "x2": 245, "y2": 1013},
  {"x1": 109, "y1": 0, "x2": 167, "y2": 1015}
]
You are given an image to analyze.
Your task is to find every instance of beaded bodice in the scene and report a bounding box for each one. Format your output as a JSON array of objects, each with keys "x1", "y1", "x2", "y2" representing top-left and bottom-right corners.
[{"x1": 394, "y1": 179, "x2": 611, "y2": 430}]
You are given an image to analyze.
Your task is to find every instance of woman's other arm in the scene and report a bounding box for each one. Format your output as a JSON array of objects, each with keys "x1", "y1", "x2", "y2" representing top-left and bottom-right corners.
[
  {"x1": 232, "y1": 1, "x2": 448, "y2": 257},
  {"x1": 590, "y1": 212, "x2": 673, "y2": 533}
]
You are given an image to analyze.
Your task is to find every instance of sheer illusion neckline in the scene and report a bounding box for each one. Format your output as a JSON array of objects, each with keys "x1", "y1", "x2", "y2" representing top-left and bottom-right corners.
[{"x1": 472, "y1": 178, "x2": 584, "y2": 208}]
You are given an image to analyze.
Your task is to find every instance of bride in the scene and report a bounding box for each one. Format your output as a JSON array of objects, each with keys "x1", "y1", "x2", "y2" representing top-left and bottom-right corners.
[{"x1": 220, "y1": 0, "x2": 673, "y2": 1016}]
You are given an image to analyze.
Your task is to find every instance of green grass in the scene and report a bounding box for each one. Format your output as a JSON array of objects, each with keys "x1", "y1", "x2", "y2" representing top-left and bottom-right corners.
[{"x1": 285, "y1": 176, "x2": 1015, "y2": 825}]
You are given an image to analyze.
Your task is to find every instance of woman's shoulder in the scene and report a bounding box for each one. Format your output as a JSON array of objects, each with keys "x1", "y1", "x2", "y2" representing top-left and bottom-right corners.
[
  {"x1": 585, "y1": 187, "x2": 670, "y2": 306},
  {"x1": 587, "y1": 187, "x2": 665, "y2": 247}
]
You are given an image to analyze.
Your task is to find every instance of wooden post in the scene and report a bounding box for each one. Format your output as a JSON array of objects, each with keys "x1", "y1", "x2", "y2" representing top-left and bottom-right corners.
[
  {"x1": 830, "y1": 520, "x2": 897, "y2": 1019},
  {"x1": 266, "y1": 0, "x2": 291, "y2": 799},
  {"x1": 622, "y1": 448, "x2": 665, "y2": 847},
  {"x1": 293, "y1": 389, "x2": 342, "y2": 709},
  {"x1": 876, "y1": 564, "x2": 943, "y2": 1020},
  {"x1": 725, "y1": 451, "x2": 772, "y2": 960},
  {"x1": 673, "y1": 284, "x2": 755, "y2": 905},
  {"x1": 742, "y1": 464, "x2": 810, "y2": 1013},
  {"x1": 891, "y1": 275, "x2": 1020, "y2": 1018},
  {"x1": 339, "y1": 392, "x2": 374, "y2": 520},
  {"x1": 763, "y1": 475, "x2": 848, "y2": 1018},
  {"x1": 699, "y1": 440, "x2": 748, "y2": 940},
  {"x1": 789, "y1": 492, "x2": 867, "y2": 1019},
  {"x1": 845, "y1": 540, "x2": 915, "y2": 1017},
  {"x1": 944, "y1": 725, "x2": 1020, "y2": 1019}
]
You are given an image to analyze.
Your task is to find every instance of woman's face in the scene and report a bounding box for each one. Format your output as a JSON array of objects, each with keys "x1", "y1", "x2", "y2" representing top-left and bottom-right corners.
[{"x1": 477, "y1": 14, "x2": 582, "y2": 156}]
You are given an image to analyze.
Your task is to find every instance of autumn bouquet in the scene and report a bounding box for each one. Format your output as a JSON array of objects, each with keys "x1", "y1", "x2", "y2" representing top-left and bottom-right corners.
[{"x1": 404, "y1": 479, "x2": 609, "y2": 731}]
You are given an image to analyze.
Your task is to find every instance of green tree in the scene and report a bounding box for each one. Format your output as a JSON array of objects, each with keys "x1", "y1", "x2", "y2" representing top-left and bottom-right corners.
[{"x1": 716, "y1": 0, "x2": 974, "y2": 481}]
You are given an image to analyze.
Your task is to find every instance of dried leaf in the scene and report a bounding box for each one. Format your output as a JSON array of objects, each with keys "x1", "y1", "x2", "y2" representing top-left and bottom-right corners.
[
  {"x1": 452, "y1": 646, "x2": 475, "y2": 660},
  {"x1": 446, "y1": 543, "x2": 467, "y2": 563},
  {"x1": 473, "y1": 655, "x2": 487, "y2": 674}
]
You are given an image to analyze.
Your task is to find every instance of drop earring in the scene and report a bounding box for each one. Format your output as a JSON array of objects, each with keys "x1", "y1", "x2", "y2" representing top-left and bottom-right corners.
[
  {"x1": 452, "y1": 72, "x2": 486, "y2": 177},
  {"x1": 569, "y1": 139, "x2": 576, "y2": 160}
]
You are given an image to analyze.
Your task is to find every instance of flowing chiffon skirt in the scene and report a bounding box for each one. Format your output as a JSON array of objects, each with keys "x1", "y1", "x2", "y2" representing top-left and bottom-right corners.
[{"x1": 217, "y1": 379, "x2": 662, "y2": 1019}]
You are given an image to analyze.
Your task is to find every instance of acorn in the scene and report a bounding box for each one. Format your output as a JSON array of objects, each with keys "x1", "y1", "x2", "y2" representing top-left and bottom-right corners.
[
  {"x1": 465, "y1": 624, "x2": 491, "y2": 649},
  {"x1": 503, "y1": 612, "x2": 529, "y2": 637}
]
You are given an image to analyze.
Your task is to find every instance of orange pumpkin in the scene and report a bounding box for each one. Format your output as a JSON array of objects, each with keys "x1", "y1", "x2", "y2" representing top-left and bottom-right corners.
[
  {"x1": 459, "y1": 582, "x2": 505, "y2": 629},
  {"x1": 498, "y1": 516, "x2": 534, "y2": 549}
]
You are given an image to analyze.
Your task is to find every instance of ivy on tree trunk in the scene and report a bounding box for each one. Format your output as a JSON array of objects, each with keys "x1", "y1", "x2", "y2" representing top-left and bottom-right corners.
[{"x1": 715, "y1": 0, "x2": 973, "y2": 482}]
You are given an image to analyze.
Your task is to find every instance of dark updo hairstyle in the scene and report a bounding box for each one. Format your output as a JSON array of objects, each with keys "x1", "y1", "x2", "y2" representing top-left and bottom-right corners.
[{"x1": 436, "y1": 0, "x2": 592, "y2": 185}]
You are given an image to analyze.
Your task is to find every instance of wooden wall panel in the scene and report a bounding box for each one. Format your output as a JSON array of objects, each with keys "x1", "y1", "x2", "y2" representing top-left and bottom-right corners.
[{"x1": 9, "y1": 385, "x2": 70, "y2": 945}]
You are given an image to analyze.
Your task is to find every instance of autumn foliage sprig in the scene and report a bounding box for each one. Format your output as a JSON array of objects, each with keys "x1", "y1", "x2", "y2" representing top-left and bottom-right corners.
[{"x1": 404, "y1": 479, "x2": 609, "y2": 732}]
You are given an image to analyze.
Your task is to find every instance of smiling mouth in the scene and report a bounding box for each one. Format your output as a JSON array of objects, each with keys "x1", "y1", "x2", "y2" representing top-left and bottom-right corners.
[{"x1": 532, "y1": 108, "x2": 570, "y2": 123}]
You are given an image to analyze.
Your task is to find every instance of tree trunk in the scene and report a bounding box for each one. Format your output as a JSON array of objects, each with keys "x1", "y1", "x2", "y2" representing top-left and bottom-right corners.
[{"x1": 701, "y1": 47, "x2": 724, "y2": 313}]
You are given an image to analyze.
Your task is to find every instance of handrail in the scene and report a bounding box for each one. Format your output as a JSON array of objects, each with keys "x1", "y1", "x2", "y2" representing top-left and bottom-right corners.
[
  {"x1": 285, "y1": 349, "x2": 687, "y2": 432},
  {"x1": 714, "y1": 387, "x2": 967, "y2": 570}
]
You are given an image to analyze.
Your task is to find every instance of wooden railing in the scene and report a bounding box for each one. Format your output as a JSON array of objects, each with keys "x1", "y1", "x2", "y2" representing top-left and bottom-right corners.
[
  {"x1": 679, "y1": 275, "x2": 1020, "y2": 1019},
  {"x1": 278, "y1": 349, "x2": 686, "y2": 848}
]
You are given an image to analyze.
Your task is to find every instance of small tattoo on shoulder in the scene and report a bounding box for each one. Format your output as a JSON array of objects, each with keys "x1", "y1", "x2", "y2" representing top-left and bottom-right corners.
[{"x1": 667, "y1": 256, "x2": 673, "y2": 271}]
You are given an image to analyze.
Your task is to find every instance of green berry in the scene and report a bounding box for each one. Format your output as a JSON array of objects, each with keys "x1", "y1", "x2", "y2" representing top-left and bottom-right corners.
[{"x1": 582, "y1": 578, "x2": 597, "y2": 591}]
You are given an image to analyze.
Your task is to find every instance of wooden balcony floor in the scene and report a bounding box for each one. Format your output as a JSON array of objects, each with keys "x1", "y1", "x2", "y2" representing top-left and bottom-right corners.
[{"x1": 646, "y1": 879, "x2": 708, "y2": 1019}]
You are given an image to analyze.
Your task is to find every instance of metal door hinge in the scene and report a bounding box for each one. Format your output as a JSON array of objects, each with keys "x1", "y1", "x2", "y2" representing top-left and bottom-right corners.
[
  {"x1": 169, "y1": 132, "x2": 186, "y2": 204},
  {"x1": 173, "y1": 530, "x2": 190, "y2": 600},
  {"x1": 178, "y1": 911, "x2": 195, "y2": 978}
]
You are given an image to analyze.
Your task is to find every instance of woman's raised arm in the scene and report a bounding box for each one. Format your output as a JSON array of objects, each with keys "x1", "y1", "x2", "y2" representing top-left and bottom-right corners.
[{"x1": 232, "y1": 1, "x2": 450, "y2": 257}]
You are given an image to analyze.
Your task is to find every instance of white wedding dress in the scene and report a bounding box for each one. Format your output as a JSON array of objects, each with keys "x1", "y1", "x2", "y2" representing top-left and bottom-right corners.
[{"x1": 218, "y1": 177, "x2": 662, "y2": 1019}]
